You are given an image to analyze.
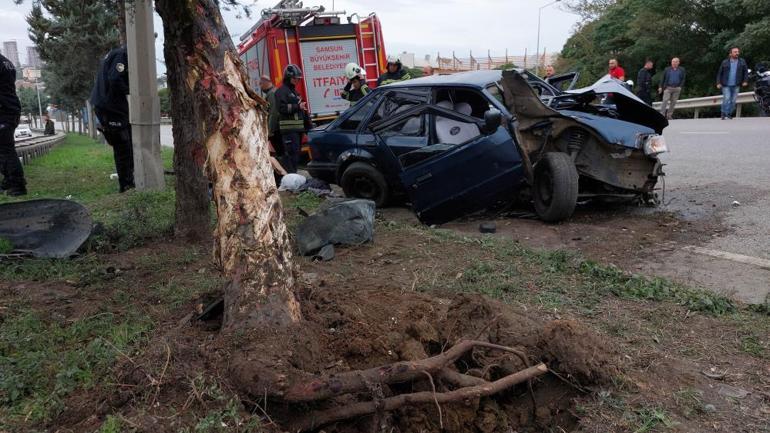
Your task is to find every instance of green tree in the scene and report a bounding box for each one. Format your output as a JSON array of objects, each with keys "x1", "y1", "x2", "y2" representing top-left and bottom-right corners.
[
  {"x1": 158, "y1": 87, "x2": 170, "y2": 117},
  {"x1": 559, "y1": 0, "x2": 770, "y2": 97},
  {"x1": 25, "y1": 0, "x2": 121, "y2": 111},
  {"x1": 17, "y1": 87, "x2": 41, "y2": 115},
  {"x1": 402, "y1": 67, "x2": 423, "y2": 79}
]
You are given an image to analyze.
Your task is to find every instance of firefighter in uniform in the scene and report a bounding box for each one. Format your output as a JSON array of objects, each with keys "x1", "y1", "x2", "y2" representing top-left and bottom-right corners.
[
  {"x1": 376, "y1": 56, "x2": 411, "y2": 86},
  {"x1": 341, "y1": 63, "x2": 369, "y2": 105},
  {"x1": 0, "y1": 53, "x2": 26, "y2": 196},
  {"x1": 90, "y1": 47, "x2": 135, "y2": 192},
  {"x1": 275, "y1": 64, "x2": 308, "y2": 174}
]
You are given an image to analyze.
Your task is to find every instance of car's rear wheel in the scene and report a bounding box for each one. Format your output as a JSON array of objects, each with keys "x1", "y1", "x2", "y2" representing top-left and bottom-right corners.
[
  {"x1": 340, "y1": 162, "x2": 389, "y2": 207},
  {"x1": 533, "y1": 152, "x2": 578, "y2": 222}
]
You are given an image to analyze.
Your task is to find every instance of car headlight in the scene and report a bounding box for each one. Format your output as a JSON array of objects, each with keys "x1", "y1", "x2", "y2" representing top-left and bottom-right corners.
[{"x1": 643, "y1": 135, "x2": 667, "y2": 156}]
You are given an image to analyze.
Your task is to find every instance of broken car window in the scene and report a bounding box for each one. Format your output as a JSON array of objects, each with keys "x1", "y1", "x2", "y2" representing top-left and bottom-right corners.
[{"x1": 337, "y1": 97, "x2": 379, "y2": 131}]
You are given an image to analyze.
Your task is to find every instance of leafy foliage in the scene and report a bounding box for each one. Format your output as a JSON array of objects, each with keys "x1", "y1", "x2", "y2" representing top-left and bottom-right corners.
[
  {"x1": 25, "y1": 1, "x2": 121, "y2": 111},
  {"x1": 558, "y1": 0, "x2": 770, "y2": 97},
  {"x1": 158, "y1": 87, "x2": 171, "y2": 116},
  {"x1": 17, "y1": 87, "x2": 46, "y2": 116}
]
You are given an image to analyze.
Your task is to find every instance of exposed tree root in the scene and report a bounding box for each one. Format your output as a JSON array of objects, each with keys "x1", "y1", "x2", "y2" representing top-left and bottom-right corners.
[
  {"x1": 289, "y1": 363, "x2": 548, "y2": 432},
  {"x1": 271, "y1": 340, "x2": 544, "y2": 431},
  {"x1": 281, "y1": 340, "x2": 529, "y2": 402}
]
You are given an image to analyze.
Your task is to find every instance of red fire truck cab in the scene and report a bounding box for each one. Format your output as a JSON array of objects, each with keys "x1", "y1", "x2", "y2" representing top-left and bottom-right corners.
[{"x1": 237, "y1": 0, "x2": 388, "y2": 123}]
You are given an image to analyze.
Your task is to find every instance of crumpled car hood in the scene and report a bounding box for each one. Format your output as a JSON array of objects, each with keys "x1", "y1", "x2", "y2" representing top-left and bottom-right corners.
[
  {"x1": 562, "y1": 75, "x2": 669, "y2": 133},
  {"x1": 558, "y1": 109, "x2": 656, "y2": 149}
]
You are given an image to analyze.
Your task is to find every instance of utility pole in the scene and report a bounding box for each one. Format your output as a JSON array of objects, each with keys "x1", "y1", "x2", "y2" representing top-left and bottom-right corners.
[
  {"x1": 126, "y1": 0, "x2": 164, "y2": 191},
  {"x1": 536, "y1": 0, "x2": 561, "y2": 76}
]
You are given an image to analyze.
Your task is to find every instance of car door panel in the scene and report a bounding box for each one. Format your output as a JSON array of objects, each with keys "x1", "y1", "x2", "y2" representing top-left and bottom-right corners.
[
  {"x1": 357, "y1": 89, "x2": 430, "y2": 188},
  {"x1": 399, "y1": 126, "x2": 525, "y2": 224}
]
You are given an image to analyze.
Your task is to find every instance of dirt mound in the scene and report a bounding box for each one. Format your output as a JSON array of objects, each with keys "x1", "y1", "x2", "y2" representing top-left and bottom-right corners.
[{"x1": 219, "y1": 287, "x2": 619, "y2": 432}]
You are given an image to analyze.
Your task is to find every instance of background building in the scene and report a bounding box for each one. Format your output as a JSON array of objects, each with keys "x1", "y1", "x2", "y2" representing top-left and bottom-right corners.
[
  {"x1": 26, "y1": 46, "x2": 42, "y2": 68},
  {"x1": 3, "y1": 41, "x2": 20, "y2": 68}
]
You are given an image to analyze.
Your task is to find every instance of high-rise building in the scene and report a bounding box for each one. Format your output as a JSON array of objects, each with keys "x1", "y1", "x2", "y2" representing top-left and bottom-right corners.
[
  {"x1": 2, "y1": 41, "x2": 20, "y2": 68},
  {"x1": 26, "y1": 46, "x2": 42, "y2": 68}
]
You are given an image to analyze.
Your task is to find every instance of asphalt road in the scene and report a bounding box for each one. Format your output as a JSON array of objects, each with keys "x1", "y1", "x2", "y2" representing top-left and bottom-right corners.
[
  {"x1": 647, "y1": 118, "x2": 770, "y2": 304},
  {"x1": 661, "y1": 118, "x2": 770, "y2": 259}
]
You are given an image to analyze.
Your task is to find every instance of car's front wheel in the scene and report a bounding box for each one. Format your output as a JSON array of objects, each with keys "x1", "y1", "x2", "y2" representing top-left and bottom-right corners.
[
  {"x1": 340, "y1": 162, "x2": 389, "y2": 207},
  {"x1": 533, "y1": 152, "x2": 579, "y2": 222}
]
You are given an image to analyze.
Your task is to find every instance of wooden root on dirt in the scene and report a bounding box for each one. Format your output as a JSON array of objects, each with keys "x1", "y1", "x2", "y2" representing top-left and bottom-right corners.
[
  {"x1": 282, "y1": 340, "x2": 529, "y2": 402},
  {"x1": 290, "y1": 363, "x2": 548, "y2": 432},
  {"x1": 276, "y1": 340, "x2": 543, "y2": 431}
]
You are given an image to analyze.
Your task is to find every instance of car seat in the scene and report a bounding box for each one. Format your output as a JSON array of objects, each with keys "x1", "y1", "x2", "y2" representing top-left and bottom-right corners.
[{"x1": 435, "y1": 101, "x2": 480, "y2": 145}]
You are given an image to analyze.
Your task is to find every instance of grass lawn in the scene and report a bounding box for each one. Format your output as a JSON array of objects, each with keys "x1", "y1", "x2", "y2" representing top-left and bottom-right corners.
[{"x1": 0, "y1": 134, "x2": 767, "y2": 432}]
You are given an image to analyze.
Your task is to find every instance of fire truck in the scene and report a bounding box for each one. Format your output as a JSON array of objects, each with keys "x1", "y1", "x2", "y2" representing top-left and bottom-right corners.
[{"x1": 237, "y1": 0, "x2": 388, "y2": 123}]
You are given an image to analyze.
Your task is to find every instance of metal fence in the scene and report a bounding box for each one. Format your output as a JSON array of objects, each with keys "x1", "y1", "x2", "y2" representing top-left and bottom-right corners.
[
  {"x1": 434, "y1": 51, "x2": 559, "y2": 72},
  {"x1": 16, "y1": 132, "x2": 66, "y2": 165},
  {"x1": 652, "y1": 92, "x2": 756, "y2": 118}
]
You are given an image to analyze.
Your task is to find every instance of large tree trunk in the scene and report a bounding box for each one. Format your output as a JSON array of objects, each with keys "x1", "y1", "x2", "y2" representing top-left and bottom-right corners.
[
  {"x1": 155, "y1": 0, "x2": 302, "y2": 328},
  {"x1": 156, "y1": 2, "x2": 213, "y2": 242}
]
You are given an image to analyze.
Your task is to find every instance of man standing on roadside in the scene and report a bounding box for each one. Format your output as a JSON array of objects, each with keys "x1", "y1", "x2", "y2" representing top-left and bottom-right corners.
[
  {"x1": 90, "y1": 46, "x2": 134, "y2": 192},
  {"x1": 636, "y1": 59, "x2": 654, "y2": 105},
  {"x1": 544, "y1": 65, "x2": 556, "y2": 82},
  {"x1": 0, "y1": 53, "x2": 26, "y2": 196},
  {"x1": 658, "y1": 57, "x2": 686, "y2": 119},
  {"x1": 716, "y1": 47, "x2": 749, "y2": 120},
  {"x1": 608, "y1": 58, "x2": 625, "y2": 81}
]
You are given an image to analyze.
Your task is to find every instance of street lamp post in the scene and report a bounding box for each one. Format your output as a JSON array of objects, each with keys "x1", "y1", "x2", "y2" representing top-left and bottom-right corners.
[
  {"x1": 35, "y1": 81, "x2": 44, "y2": 127},
  {"x1": 536, "y1": 0, "x2": 561, "y2": 77}
]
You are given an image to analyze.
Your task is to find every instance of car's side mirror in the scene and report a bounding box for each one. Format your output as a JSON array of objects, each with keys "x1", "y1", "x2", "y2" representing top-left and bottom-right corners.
[{"x1": 482, "y1": 109, "x2": 502, "y2": 135}]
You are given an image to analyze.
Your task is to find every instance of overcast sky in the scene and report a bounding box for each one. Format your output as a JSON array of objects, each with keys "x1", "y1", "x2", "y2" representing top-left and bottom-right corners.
[{"x1": 1, "y1": 0, "x2": 580, "y2": 73}]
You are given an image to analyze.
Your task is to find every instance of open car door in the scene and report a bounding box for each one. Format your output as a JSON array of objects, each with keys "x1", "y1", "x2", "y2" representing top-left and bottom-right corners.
[
  {"x1": 369, "y1": 104, "x2": 527, "y2": 224},
  {"x1": 546, "y1": 71, "x2": 580, "y2": 91}
]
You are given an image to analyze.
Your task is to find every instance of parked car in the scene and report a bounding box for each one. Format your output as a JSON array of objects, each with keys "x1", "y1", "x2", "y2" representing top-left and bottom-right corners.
[
  {"x1": 14, "y1": 125, "x2": 33, "y2": 140},
  {"x1": 307, "y1": 69, "x2": 668, "y2": 224}
]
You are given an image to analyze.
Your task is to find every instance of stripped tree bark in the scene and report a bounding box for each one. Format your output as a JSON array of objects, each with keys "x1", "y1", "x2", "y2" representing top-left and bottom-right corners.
[{"x1": 155, "y1": 0, "x2": 301, "y2": 328}]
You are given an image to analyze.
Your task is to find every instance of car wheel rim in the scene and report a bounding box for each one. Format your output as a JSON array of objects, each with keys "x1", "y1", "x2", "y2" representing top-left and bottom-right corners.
[{"x1": 353, "y1": 177, "x2": 378, "y2": 199}]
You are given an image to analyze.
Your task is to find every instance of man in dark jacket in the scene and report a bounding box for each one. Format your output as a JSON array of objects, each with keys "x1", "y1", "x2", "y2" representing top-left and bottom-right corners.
[
  {"x1": 636, "y1": 59, "x2": 654, "y2": 105},
  {"x1": 43, "y1": 115, "x2": 55, "y2": 135},
  {"x1": 0, "y1": 53, "x2": 26, "y2": 196},
  {"x1": 90, "y1": 47, "x2": 134, "y2": 192},
  {"x1": 275, "y1": 64, "x2": 308, "y2": 174},
  {"x1": 658, "y1": 57, "x2": 686, "y2": 119},
  {"x1": 716, "y1": 47, "x2": 749, "y2": 119},
  {"x1": 376, "y1": 56, "x2": 411, "y2": 86}
]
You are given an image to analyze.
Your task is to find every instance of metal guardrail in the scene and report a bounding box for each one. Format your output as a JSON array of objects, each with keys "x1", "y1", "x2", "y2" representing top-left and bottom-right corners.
[
  {"x1": 15, "y1": 132, "x2": 66, "y2": 165},
  {"x1": 652, "y1": 91, "x2": 755, "y2": 118}
]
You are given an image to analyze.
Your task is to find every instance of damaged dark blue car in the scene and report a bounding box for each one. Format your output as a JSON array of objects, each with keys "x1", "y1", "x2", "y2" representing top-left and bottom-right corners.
[{"x1": 307, "y1": 69, "x2": 668, "y2": 224}]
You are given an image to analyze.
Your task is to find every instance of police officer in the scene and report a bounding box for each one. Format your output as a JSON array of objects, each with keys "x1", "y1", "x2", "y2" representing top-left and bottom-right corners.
[
  {"x1": 90, "y1": 47, "x2": 134, "y2": 192},
  {"x1": 275, "y1": 64, "x2": 308, "y2": 174},
  {"x1": 341, "y1": 63, "x2": 369, "y2": 105},
  {"x1": 0, "y1": 53, "x2": 26, "y2": 196},
  {"x1": 376, "y1": 56, "x2": 411, "y2": 86}
]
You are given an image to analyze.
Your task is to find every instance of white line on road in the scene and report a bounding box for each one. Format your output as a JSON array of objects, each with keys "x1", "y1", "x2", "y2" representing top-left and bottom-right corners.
[
  {"x1": 678, "y1": 131, "x2": 729, "y2": 135},
  {"x1": 682, "y1": 246, "x2": 770, "y2": 271}
]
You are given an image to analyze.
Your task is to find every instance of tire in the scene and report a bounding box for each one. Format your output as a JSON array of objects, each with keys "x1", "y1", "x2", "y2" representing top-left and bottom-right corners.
[
  {"x1": 533, "y1": 152, "x2": 579, "y2": 222},
  {"x1": 340, "y1": 162, "x2": 389, "y2": 207}
]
